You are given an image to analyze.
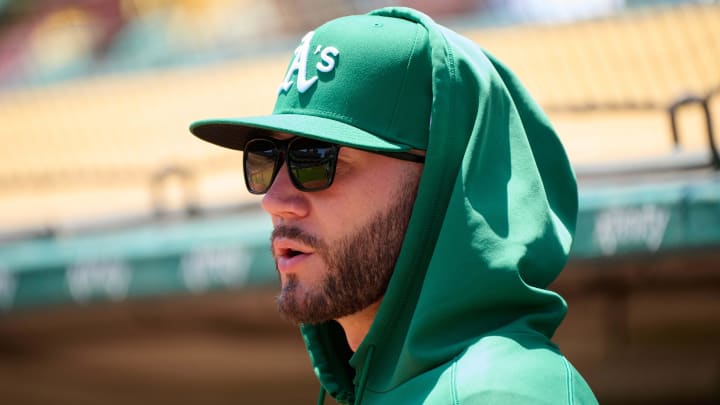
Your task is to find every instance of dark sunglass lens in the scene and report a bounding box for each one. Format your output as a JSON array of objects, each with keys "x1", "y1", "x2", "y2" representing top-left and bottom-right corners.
[
  {"x1": 288, "y1": 138, "x2": 337, "y2": 190},
  {"x1": 245, "y1": 139, "x2": 279, "y2": 193}
]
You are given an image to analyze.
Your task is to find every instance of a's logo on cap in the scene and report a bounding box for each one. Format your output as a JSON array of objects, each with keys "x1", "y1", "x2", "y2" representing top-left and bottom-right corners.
[{"x1": 279, "y1": 31, "x2": 339, "y2": 94}]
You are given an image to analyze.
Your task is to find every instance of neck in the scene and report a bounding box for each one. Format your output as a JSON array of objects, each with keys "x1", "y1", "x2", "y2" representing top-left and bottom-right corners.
[{"x1": 336, "y1": 300, "x2": 381, "y2": 351}]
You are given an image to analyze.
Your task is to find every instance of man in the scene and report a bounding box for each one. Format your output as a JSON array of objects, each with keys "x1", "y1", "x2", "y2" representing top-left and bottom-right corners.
[{"x1": 190, "y1": 7, "x2": 598, "y2": 405}]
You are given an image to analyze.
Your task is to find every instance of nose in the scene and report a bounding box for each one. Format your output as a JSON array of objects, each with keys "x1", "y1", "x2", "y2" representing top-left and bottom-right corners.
[{"x1": 261, "y1": 163, "x2": 310, "y2": 221}]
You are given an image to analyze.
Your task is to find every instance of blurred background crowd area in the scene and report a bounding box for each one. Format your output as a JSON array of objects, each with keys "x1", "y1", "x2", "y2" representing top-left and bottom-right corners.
[
  {"x1": 0, "y1": 0, "x2": 718, "y2": 233},
  {"x1": 0, "y1": 1, "x2": 719, "y2": 404},
  {"x1": 2, "y1": 0, "x2": 704, "y2": 90}
]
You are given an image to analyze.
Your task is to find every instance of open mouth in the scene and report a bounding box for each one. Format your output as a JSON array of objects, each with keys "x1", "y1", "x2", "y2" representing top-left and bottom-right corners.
[{"x1": 273, "y1": 238, "x2": 315, "y2": 272}]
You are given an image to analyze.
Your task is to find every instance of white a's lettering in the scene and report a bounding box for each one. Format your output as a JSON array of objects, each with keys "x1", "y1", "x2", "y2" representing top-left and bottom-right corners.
[
  {"x1": 317, "y1": 46, "x2": 339, "y2": 73},
  {"x1": 280, "y1": 31, "x2": 317, "y2": 93},
  {"x1": 279, "y1": 31, "x2": 339, "y2": 94}
]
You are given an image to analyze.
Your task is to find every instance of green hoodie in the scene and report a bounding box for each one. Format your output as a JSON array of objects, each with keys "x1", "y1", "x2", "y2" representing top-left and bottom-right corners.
[
  {"x1": 297, "y1": 8, "x2": 598, "y2": 405},
  {"x1": 190, "y1": 6, "x2": 598, "y2": 405}
]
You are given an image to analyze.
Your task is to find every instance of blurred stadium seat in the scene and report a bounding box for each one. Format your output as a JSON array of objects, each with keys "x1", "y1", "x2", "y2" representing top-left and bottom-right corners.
[{"x1": 1, "y1": 3, "x2": 718, "y2": 233}]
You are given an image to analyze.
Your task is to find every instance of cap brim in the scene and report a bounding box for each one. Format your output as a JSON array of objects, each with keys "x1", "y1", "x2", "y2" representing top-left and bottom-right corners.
[{"x1": 190, "y1": 114, "x2": 411, "y2": 152}]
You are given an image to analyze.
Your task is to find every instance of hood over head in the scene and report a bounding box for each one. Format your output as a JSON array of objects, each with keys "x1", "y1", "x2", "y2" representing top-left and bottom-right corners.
[{"x1": 296, "y1": 8, "x2": 578, "y2": 403}]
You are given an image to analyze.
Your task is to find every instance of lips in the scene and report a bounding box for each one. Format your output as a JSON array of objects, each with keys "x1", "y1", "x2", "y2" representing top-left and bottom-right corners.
[{"x1": 273, "y1": 237, "x2": 314, "y2": 273}]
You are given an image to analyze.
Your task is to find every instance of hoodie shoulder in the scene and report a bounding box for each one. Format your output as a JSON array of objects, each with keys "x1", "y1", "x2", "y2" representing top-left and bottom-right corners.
[
  {"x1": 359, "y1": 333, "x2": 598, "y2": 404},
  {"x1": 444, "y1": 334, "x2": 598, "y2": 405}
]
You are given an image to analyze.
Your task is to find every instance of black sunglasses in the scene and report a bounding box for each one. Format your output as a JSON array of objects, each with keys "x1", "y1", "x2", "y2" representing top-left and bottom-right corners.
[{"x1": 243, "y1": 136, "x2": 425, "y2": 194}]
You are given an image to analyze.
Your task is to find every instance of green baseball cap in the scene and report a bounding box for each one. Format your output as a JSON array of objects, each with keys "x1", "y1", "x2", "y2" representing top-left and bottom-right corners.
[{"x1": 190, "y1": 13, "x2": 432, "y2": 152}]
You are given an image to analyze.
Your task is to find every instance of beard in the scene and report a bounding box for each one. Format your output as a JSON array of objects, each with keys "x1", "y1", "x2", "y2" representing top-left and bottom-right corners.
[{"x1": 272, "y1": 174, "x2": 419, "y2": 325}]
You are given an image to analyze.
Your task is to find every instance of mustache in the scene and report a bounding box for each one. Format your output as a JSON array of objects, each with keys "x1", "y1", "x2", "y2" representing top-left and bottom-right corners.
[{"x1": 271, "y1": 225, "x2": 321, "y2": 249}]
